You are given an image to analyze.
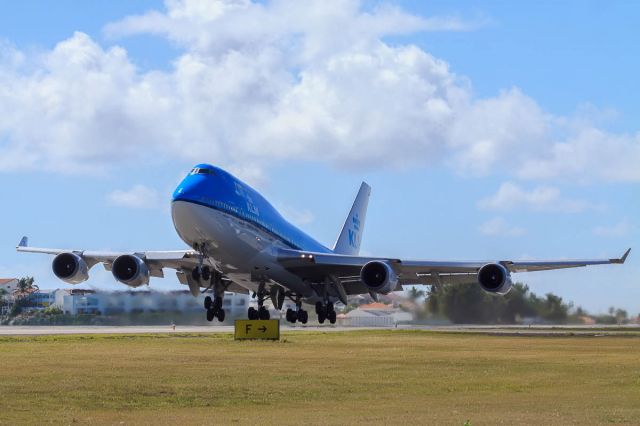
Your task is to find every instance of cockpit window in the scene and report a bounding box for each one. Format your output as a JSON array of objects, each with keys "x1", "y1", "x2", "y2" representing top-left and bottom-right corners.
[{"x1": 190, "y1": 168, "x2": 214, "y2": 175}]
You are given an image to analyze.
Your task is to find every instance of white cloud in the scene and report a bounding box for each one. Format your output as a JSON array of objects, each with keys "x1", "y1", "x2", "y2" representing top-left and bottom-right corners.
[
  {"x1": 593, "y1": 220, "x2": 634, "y2": 238},
  {"x1": 479, "y1": 217, "x2": 526, "y2": 237},
  {"x1": 517, "y1": 128, "x2": 640, "y2": 183},
  {"x1": 478, "y1": 182, "x2": 596, "y2": 213},
  {"x1": 106, "y1": 185, "x2": 161, "y2": 209},
  {"x1": 0, "y1": 0, "x2": 638, "y2": 184}
]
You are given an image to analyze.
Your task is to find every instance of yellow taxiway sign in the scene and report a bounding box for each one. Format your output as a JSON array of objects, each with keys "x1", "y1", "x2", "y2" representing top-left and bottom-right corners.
[{"x1": 234, "y1": 319, "x2": 280, "y2": 340}]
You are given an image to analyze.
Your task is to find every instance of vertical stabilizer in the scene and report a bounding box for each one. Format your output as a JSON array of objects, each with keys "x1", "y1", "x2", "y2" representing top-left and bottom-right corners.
[{"x1": 333, "y1": 182, "x2": 371, "y2": 255}]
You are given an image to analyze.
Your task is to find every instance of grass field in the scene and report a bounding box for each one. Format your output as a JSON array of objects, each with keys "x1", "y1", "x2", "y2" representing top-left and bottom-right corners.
[{"x1": 1, "y1": 330, "x2": 639, "y2": 425}]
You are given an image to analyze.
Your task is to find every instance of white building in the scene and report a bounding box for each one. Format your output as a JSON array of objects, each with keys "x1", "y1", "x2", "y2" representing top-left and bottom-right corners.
[
  {"x1": 53, "y1": 289, "x2": 250, "y2": 317},
  {"x1": 0, "y1": 278, "x2": 19, "y2": 295},
  {"x1": 343, "y1": 303, "x2": 413, "y2": 327}
]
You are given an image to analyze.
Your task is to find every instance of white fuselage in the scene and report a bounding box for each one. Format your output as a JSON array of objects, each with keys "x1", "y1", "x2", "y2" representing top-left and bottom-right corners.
[{"x1": 171, "y1": 200, "x2": 316, "y2": 298}]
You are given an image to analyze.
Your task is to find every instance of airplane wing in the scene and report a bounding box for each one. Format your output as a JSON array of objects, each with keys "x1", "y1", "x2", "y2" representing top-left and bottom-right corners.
[
  {"x1": 276, "y1": 247, "x2": 631, "y2": 295},
  {"x1": 15, "y1": 236, "x2": 248, "y2": 295}
]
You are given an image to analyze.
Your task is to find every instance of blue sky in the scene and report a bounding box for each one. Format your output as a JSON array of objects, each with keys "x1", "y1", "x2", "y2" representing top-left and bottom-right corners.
[{"x1": 0, "y1": 0, "x2": 638, "y2": 314}]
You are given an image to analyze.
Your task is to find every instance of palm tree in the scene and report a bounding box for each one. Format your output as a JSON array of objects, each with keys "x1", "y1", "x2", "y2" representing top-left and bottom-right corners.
[
  {"x1": 16, "y1": 276, "x2": 38, "y2": 296},
  {"x1": 407, "y1": 286, "x2": 425, "y2": 301}
]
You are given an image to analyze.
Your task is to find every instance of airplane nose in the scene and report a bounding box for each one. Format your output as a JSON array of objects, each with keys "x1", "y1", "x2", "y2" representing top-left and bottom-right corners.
[{"x1": 172, "y1": 175, "x2": 203, "y2": 203}]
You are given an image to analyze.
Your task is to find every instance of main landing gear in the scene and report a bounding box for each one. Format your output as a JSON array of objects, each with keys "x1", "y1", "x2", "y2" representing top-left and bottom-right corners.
[
  {"x1": 285, "y1": 297, "x2": 308, "y2": 324},
  {"x1": 204, "y1": 295, "x2": 225, "y2": 322},
  {"x1": 248, "y1": 283, "x2": 270, "y2": 320},
  {"x1": 316, "y1": 301, "x2": 337, "y2": 324}
]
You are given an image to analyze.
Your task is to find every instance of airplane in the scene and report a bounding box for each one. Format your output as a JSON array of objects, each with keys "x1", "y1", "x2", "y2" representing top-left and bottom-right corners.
[{"x1": 17, "y1": 163, "x2": 631, "y2": 324}]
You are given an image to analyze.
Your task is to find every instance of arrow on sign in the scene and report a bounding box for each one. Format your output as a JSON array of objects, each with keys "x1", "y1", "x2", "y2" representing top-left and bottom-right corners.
[{"x1": 258, "y1": 326, "x2": 267, "y2": 332}]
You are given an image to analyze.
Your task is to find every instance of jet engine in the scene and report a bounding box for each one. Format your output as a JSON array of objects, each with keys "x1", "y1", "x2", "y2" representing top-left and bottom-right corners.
[
  {"x1": 360, "y1": 261, "x2": 398, "y2": 294},
  {"x1": 52, "y1": 252, "x2": 89, "y2": 284},
  {"x1": 477, "y1": 263, "x2": 513, "y2": 295},
  {"x1": 112, "y1": 254, "x2": 150, "y2": 287}
]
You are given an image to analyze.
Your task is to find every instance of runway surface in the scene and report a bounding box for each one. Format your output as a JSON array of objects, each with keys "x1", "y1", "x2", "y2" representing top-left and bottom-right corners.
[{"x1": 1, "y1": 324, "x2": 638, "y2": 336}]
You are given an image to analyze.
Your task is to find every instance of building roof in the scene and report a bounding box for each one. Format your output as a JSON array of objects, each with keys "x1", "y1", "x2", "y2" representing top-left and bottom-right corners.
[
  {"x1": 0, "y1": 278, "x2": 18, "y2": 286},
  {"x1": 358, "y1": 302, "x2": 393, "y2": 310}
]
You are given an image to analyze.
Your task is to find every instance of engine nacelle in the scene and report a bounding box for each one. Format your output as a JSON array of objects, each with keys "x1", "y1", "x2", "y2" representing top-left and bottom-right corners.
[
  {"x1": 477, "y1": 263, "x2": 513, "y2": 295},
  {"x1": 112, "y1": 254, "x2": 150, "y2": 287},
  {"x1": 360, "y1": 261, "x2": 398, "y2": 294},
  {"x1": 52, "y1": 252, "x2": 89, "y2": 284}
]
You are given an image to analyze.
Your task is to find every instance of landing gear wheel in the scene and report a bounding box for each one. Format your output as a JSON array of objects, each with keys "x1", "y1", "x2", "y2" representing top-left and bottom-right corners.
[
  {"x1": 328, "y1": 310, "x2": 337, "y2": 324},
  {"x1": 315, "y1": 301, "x2": 323, "y2": 315},
  {"x1": 212, "y1": 297, "x2": 222, "y2": 313},
  {"x1": 206, "y1": 309, "x2": 215, "y2": 322},
  {"x1": 216, "y1": 308, "x2": 225, "y2": 322},
  {"x1": 201, "y1": 266, "x2": 211, "y2": 282},
  {"x1": 299, "y1": 310, "x2": 308, "y2": 324},
  {"x1": 204, "y1": 296, "x2": 212, "y2": 310},
  {"x1": 285, "y1": 308, "x2": 293, "y2": 323},
  {"x1": 248, "y1": 307, "x2": 258, "y2": 320},
  {"x1": 258, "y1": 306, "x2": 270, "y2": 320},
  {"x1": 192, "y1": 267, "x2": 201, "y2": 282},
  {"x1": 318, "y1": 310, "x2": 326, "y2": 324}
]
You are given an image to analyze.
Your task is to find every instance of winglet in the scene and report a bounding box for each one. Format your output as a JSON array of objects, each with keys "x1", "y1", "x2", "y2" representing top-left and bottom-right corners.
[
  {"x1": 611, "y1": 248, "x2": 631, "y2": 264},
  {"x1": 17, "y1": 236, "x2": 28, "y2": 248}
]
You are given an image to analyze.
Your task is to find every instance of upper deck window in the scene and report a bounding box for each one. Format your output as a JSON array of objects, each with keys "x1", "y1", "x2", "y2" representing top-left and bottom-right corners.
[{"x1": 190, "y1": 168, "x2": 215, "y2": 175}]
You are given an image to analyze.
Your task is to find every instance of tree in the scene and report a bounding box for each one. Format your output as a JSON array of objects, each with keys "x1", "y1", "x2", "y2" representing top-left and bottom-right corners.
[
  {"x1": 425, "y1": 281, "x2": 573, "y2": 324},
  {"x1": 615, "y1": 309, "x2": 628, "y2": 324},
  {"x1": 426, "y1": 286, "x2": 440, "y2": 316},
  {"x1": 16, "y1": 277, "x2": 38, "y2": 296},
  {"x1": 574, "y1": 306, "x2": 587, "y2": 317},
  {"x1": 407, "y1": 286, "x2": 425, "y2": 301},
  {"x1": 538, "y1": 293, "x2": 570, "y2": 323}
]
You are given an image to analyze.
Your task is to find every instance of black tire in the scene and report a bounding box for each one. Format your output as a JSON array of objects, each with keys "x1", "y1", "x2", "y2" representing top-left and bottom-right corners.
[
  {"x1": 204, "y1": 296, "x2": 212, "y2": 310},
  {"x1": 327, "y1": 302, "x2": 335, "y2": 313},
  {"x1": 315, "y1": 301, "x2": 323, "y2": 314},
  {"x1": 212, "y1": 297, "x2": 222, "y2": 313},
  {"x1": 259, "y1": 306, "x2": 270, "y2": 320},
  {"x1": 318, "y1": 311, "x2": 326, "y2": 324},
  {"x1": 201, "y1": 266, "x2": 211, "y2": 282},
  {"x1": 328, "y1": 310, "x2": 337, "y2": 324},
  {"x1": 206, "y1": 309, "x2": 214, "y2": 322},
  {"x1": 192, "y1": 267, "x2": 201, "y2": 282},
  {"x1": 300, "y1": 310, "x2": 308, "y2": 324},
  {"x1": 248, "y1": 307, "x2": 258, "y2": 320},
  {"x1": 217, "y1": 309, "x2": 225, "y2": 322},
  {"x1": 286, "y1": 308, "x2": 293, "y2": 323}
]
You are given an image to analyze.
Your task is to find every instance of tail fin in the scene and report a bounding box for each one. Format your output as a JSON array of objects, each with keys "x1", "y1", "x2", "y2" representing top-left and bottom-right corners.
[{"x1": 333, "y1": 182, "x2": 371, "y2": 255}]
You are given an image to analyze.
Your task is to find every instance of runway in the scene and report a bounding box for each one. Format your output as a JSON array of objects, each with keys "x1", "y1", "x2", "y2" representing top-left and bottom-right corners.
[{"x1": 1, "y1": 324, "x2": 638, "y2": 336}]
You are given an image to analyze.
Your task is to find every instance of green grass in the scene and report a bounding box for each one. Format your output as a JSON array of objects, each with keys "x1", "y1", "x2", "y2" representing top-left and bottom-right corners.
[{"x1": 1, "y1": 330, "x2": 639, "y2": 425}]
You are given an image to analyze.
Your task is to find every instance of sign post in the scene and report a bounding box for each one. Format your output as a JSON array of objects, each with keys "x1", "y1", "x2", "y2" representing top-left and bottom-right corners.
[{"x1": 234, "y1": 319, "x2": 280, "y2": 340}]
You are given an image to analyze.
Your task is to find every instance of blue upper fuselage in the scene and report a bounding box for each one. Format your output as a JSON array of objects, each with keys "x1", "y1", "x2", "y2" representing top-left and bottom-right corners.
[{"x1": 172, "y1": 164, "x2": 331, "y2": 253}]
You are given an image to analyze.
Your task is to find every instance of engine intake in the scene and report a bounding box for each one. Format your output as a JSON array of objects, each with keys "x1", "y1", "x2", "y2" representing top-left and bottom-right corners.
[
  {"x1": 360, "y1": 261, "x2": 398, "y2": 294},
  {"x1": 112, "y1": 254, "x2": 150, "y2": 287},
  {"x1": 477, "y1": 263, "x2": 512, "y2": 295},
  {"x1": 52, "y1": 252, "x2": 89, "y2": 284}
]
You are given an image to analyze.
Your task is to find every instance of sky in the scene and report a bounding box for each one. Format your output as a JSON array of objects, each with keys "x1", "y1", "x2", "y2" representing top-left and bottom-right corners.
[{"x1": 0, "y1": 0, "x2": 638, "y2": 314}]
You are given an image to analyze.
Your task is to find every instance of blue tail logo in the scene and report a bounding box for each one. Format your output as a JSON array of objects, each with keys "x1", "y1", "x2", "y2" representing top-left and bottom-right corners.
[{"x1": 334, "y1": 183, "x2": 370, "y2": 255}]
